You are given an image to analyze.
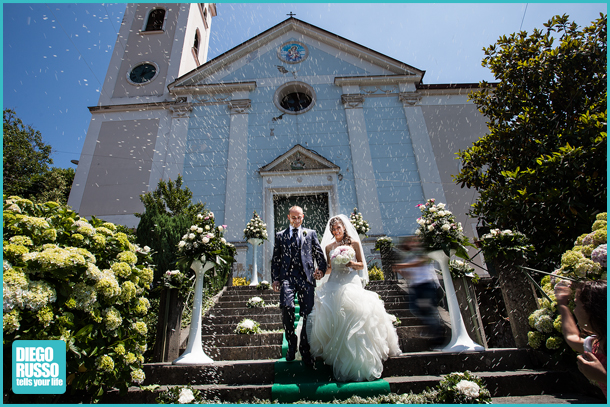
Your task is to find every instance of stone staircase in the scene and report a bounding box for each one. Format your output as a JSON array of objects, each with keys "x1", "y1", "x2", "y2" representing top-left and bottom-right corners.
[{"x1": 103, "y1": 281, "x2": 605, "y2": 403}]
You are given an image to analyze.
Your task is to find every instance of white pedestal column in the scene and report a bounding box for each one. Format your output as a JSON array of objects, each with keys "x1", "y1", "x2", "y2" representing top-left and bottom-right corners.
[
  {"x1": 173, "y1": 259, "x2": 215, "y2": 365},
  {"x1": 248, "y1": 238, "x2": 263, "y2": 286},
  {"x1": 428, "y1": 250, "x2": 484, "y2": 353}
]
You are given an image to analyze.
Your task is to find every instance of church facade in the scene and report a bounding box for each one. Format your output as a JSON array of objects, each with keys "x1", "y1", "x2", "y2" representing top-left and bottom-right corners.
[{"x1": 68, "y1": 4, "x2": 490, "y2": 282}]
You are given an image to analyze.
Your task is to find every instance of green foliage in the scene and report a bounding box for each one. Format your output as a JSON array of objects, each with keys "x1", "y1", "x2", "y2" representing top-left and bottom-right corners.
[
  {"x1": 3, "y1": 196, "x2": 153, "y2": 401},
  {"x1": 29, "y1": 167, "x2": 76, "y2": 205},
  {"x1": 455, "y1": 14, "x2": 607, "y2": 270},
  {"x1": 3, "y1": 109, "x2": 53, "y2": 197},
  {"x1": 368, "y1": 265, "x2": 384, "y2": 281},
  {"x1": 136, "y1": 175, "x2": 203, "y2": 283}
]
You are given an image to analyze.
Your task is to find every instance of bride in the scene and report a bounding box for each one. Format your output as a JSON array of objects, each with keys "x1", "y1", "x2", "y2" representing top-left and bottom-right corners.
[{"x1": 305, "y1": 214, "x2": 401, "y2": 382}]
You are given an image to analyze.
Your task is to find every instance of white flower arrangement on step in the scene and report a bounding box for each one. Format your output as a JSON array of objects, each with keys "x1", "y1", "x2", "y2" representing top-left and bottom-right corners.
[
  {"x1": 246, "y1": 296, "x2": 265, "y2": 308},
  {"x1": 234, "y1": 318, "x2": 262, "y2": 335},
  {"x1": 434, "y1": 371, "x2": 491, "y2": 404}
]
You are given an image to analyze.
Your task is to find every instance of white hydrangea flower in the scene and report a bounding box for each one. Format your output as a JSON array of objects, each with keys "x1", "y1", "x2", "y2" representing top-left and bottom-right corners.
[
  {"x1": 456, "y1": 380, "x2": 480, "y2": 398},
  {"x1": 178, "y1": 388, "x2": 195, "y2": 404}
]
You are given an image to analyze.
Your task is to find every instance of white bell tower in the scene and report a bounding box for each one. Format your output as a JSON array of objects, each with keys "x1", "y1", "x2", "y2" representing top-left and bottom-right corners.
[{"x1": 68, "y1": 3, "x2": 216, "y2": 227}]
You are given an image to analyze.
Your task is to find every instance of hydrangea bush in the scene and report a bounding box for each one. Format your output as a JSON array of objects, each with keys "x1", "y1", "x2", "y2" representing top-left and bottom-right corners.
[
  {"x1": 416, "y1": 199, "x2": 472, "y2": 259},
  {"x1": 243, "y1": 210, "x2": 268, "y2": 241},
  {"x1": 350, "y1": 207, "x2": 370, "y2": 236},
  {"x1": 527, "y1": 213, "x2": 607, "y2": 352},
  {"x1": 477, "y1": 228, "x2": 534, "y2": 261},
  {"x1": 3, "y1": 196, "x2": 153, "y2": 400}
]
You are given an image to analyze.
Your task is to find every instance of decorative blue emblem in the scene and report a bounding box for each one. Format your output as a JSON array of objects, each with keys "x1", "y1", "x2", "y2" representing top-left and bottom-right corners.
[{"x1": 278, "y1": 42, "x2": 308, "y2": 64}]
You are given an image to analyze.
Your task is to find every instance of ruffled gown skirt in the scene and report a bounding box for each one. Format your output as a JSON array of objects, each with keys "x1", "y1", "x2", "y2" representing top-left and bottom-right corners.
[{"x1": 306, "y1": 265, "x2": 401, "y2": 382}]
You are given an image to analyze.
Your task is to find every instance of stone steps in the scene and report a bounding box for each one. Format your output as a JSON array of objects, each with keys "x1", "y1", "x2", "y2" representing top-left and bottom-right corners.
[
  {"x1": 104, "y1": 349, "x2": 603, "y2": 403},
  {"x1": 101, "y1": 281, "x2": 605, "y2": 403}
]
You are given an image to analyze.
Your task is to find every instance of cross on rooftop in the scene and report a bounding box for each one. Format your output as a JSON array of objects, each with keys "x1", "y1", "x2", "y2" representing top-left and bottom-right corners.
[{"x1": 287, "y1": 12, "x2": 296, "y2": 17}]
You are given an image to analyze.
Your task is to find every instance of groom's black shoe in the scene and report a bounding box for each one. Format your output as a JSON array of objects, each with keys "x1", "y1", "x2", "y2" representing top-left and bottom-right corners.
[
  {"x1": 285, "y1": 349, "x2": 296, "y2": 362},
  {"x1": 301, "y1": 352, "x2": 315, "y2": 368}
]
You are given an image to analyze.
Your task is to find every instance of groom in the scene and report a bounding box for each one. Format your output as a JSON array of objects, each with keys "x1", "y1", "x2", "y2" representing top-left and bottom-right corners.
[{"x1": 271, "y1": 205, "x2": 327, "y2": 366}]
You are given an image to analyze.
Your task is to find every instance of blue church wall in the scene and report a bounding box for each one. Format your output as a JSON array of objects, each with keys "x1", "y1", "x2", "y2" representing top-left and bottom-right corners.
[
  {"x1": 183, "y1": 104, "x2": 232, "y2": 222},
  {"x1": 363, "y1": 97, "x2": 425, "y2": 236}
]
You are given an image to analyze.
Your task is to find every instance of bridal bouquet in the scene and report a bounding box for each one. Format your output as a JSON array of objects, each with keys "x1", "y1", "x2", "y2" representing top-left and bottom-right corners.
[
  {"x1": 243, "y1": 210, "x2": 268, "y2": 241},
  {"x1": 415, "y1": 199, "x2": 472, "y2": 259},
  {"x1": 331, "y1": 245, "x2": 355, "y2": 265},
  {"x1": 350, "y1": 207, "x2": 370, "y2": 236},
  {"x1": 176, "y1": 210, "x2": 237, "y2": 269}
]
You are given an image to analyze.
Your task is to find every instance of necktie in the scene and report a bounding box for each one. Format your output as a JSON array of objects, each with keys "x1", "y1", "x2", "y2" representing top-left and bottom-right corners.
[{"x1": 292, "y1": 228, "x2": 299, "y2": 245}]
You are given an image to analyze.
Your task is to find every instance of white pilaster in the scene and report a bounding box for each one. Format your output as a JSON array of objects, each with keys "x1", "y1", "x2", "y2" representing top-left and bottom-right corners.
[
  {"x1": 223, "y1": 99, "x2": 251, "y2": 240},
  {"x1": 340, "y1": 93, "x2": 384, "y2": 235},
  {"x1": 150, "y1": 102, "x2": 192, "y2": 184},
  {"x1": 400, "y1": 91, "x2": 447, "y2": 204}
]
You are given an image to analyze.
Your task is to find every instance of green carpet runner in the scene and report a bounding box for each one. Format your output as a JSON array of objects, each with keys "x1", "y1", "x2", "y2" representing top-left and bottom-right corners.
[{"x1": 272, "y1": 299, "x2": 391, "y2": 402}]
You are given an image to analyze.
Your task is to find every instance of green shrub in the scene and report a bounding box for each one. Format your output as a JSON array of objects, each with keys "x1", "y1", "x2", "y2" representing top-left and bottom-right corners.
[
  {"x1": 368, "y1": 265, "x2": 384, "y2": 281},
  {"x1": 3, "y1": 196, "x2": 153, "y2": 401}
]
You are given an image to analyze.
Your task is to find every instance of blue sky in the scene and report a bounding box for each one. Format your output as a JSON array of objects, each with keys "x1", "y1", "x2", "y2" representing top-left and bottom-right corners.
[{"x1": 3, "y1": 3, "x2": 607, "y2": 170}]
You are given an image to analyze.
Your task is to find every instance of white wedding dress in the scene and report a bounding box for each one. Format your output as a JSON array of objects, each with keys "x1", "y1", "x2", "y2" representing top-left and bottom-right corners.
[{"x1": 305, "y1": 246, "x2": 402, "y2": 382}]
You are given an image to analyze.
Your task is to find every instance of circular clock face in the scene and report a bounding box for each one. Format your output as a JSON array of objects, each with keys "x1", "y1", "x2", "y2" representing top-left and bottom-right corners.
[{"x1": 129, "y1": 63, "x2": 157, "y2": 84}]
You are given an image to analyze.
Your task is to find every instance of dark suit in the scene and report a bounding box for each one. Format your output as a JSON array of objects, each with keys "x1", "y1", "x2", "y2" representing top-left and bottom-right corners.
[{"x1": 271, "y1": 226, "x2": 327, "y2": 360}]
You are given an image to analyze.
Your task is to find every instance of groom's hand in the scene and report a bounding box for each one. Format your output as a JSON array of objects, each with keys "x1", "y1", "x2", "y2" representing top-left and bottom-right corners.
[
  {"x1": 313, "y1": 269, "x2": 322, "y2": 280},
  {"x1": 272, "y1": 281, "x2": 280, "y2": 292}
]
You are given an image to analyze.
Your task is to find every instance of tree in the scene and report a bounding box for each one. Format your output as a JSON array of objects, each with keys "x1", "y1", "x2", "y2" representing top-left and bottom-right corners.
[
  {"x1": 136, "y1": 175, "x2": 205, "y2": 282},
  {"x1": 455, "y1": 14, "x2": 607, "y2": 270},
  {"x1": 28, "y1": 167, "x2": 75, "y2": 205},
  {"x1": 3, "y1": 109, "x2": 53, "y2": 197}
]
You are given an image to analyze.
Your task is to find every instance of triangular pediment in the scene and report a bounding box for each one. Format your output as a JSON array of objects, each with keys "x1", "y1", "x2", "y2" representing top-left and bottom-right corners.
[
  {"x1": 260, "y1": 144, "x2": 340, "y2": 175},
  {"x1": 169, "y1": 17, "x2": 424, "y2": 93}
]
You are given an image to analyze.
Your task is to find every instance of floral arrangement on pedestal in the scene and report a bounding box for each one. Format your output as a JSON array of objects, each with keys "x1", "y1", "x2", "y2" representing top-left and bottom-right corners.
[
  {"x1": 449, "y1": 259, "x2": 480, "y2": 284},
  {"x1": 350, "y1": 207, "x2": 370, "y2": 236},
  {"x1": 415, "y1": 199, "x2": 472, "y2": 259},
  {"x1": 234, "y1": 318, "x2": 262, "y2": 334},
  {"x1": 162, "y1": 269, "x2": 194, "y2": 292},
  {"x1": 256, "y1": 280, "x2": 270, "y2": 290},
  {"x1": 374, "y1": 236, "x2": 394, "y2": 252},
  {"x1": 176, "y1": 210, "x2": 236, "y2": 273},
  {"x1": 434, "y1": 371, "x2": 492, "y2": 404},
  {"x1": 527, "y1": 212, "x2": 607, "y2": 352},
  {"x1": 477, "y1": 228, "x2": 534, "y2": 261},
  {"x1": 3, "y1": 196, "x2": 153, "y2": 400},
  {"x1": 243, "y1": 210, "x2": 268, "y2": 241}
]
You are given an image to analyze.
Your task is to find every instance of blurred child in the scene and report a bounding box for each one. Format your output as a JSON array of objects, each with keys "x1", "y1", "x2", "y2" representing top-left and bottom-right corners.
[
  {"x1": 393, "y1": 236, "x2": 444, "y2": 348},
  {"x1": 555, "y1": 280, "x2": 607, "y2": 398}
]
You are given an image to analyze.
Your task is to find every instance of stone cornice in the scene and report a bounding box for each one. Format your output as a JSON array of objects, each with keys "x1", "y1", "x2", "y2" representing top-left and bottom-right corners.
[
  {"x1": 170, "y1": 81, "x2": 257, "y2": 96},
  {"x1": 334, "y1": 74, "x2": 421, "y2": 87}
]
